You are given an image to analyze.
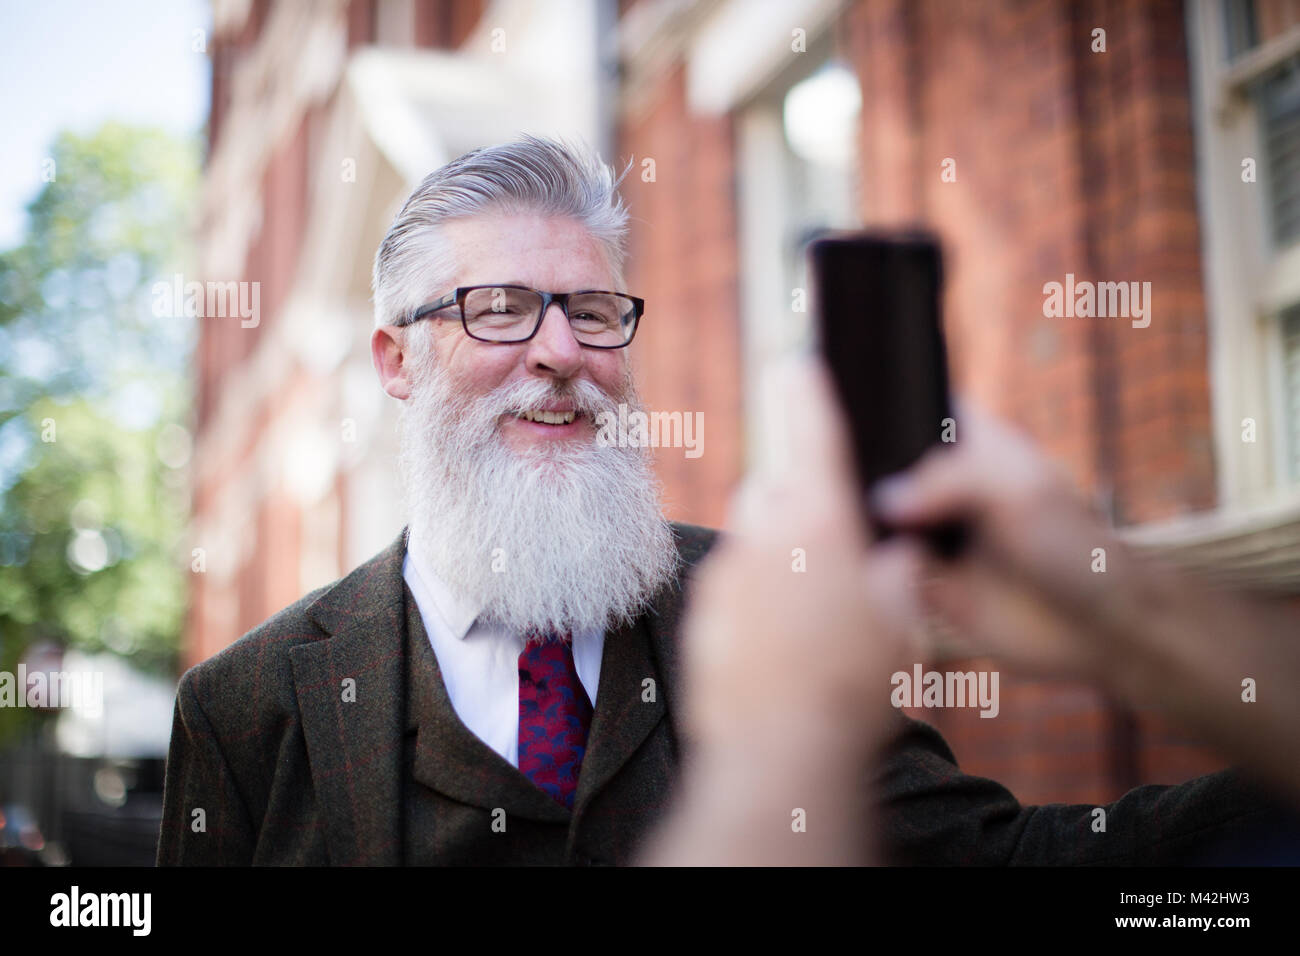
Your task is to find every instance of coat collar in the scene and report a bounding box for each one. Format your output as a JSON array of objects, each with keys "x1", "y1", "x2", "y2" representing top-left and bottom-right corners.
[{"x1": 289, "y1": 524, "x2": 709, "y2": 863}]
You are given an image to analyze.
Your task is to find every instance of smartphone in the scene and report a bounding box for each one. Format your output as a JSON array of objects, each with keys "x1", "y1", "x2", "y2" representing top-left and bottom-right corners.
[{"x1": 808, "y1": 230, "x2": 967, "y2": 556}]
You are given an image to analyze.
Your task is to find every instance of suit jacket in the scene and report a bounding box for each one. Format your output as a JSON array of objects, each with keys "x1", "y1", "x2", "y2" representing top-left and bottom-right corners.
[{"x1": 157, "y1": 522, "x2": 1283, "y2": 865}]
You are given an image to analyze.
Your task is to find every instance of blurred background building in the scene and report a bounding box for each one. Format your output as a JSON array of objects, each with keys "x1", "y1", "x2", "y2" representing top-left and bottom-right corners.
[{"x1": 186, "y1": 0, "x2": 1300, "y2": 810}]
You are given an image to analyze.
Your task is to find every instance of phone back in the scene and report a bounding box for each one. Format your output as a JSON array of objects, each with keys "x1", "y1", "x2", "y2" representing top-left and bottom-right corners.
[{"x1": 809, "y1": 231, "x2": 953, "y2": 491}]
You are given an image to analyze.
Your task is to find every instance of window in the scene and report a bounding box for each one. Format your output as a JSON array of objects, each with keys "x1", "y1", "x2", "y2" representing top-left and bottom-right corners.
[
  {"x1": 736, "y1": 49, "x2": 861, "y2": 472},
  {"x1": 1189, "y1": 0, "x2": 1300, "y2": 502}
]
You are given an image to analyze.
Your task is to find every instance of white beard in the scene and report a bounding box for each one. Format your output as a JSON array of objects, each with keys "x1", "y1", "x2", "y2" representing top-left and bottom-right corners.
[{"x1": 397, "y1": 338, "x2": 679, "y2": 640}]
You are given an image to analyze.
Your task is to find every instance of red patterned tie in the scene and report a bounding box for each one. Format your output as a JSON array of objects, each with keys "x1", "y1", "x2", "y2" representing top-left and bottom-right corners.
[{"x1": 517, "y1": 631, "x2": 593, "y2": 810}]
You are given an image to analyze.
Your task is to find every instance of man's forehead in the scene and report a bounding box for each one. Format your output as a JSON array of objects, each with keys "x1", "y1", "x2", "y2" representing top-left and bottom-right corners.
[{"x1": 441, "y1": 213, "x2": 617, "y2": 290}]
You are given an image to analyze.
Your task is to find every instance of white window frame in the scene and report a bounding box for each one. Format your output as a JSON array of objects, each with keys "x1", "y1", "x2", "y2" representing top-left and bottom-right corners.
[{"x1": 1186, "y1": 0, "x2": 1300, "y2": 508}]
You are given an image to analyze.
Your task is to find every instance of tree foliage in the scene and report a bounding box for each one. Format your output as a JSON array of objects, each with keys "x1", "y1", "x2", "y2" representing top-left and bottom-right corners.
[{"x1": 0, "y1": 123, "x2": 199, "y2": 742}]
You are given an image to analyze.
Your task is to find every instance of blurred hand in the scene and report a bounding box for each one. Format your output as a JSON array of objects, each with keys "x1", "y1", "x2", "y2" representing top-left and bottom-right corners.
[
  {"x1": 641, "y1": 357, "x2": 921, "y2": 865},
  {"x1": 680, "y1": 358, "x2": 921, "y2": 756},
  {"x1": 871, "y1": 403, "x2": 1148, "y2": 682},
  {"x1": 873, "y1": 403, "x2": 1300, "y2": 805}
]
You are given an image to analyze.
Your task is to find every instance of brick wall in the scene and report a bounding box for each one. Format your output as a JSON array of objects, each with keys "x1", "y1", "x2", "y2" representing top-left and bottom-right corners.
[{"x1": 618, "y1": 66, "x2": 746, "y2": 529}]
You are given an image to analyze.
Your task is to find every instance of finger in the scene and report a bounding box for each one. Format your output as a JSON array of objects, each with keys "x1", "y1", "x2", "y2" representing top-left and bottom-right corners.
[
  {"x1": 918, "y1": 559, "x2": 998, "y2": 643},
  {"x1": 870, "y1": 397, "x2": 1008, "y2": 527},
  {"x1": 921, "y1": 560, "x2": 1081, "y2": 676}
]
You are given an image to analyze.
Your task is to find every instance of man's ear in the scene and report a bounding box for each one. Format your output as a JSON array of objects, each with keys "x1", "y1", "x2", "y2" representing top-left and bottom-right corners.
[{"x1": 371, "y1": 325, "x2": 414, "y2": 400}]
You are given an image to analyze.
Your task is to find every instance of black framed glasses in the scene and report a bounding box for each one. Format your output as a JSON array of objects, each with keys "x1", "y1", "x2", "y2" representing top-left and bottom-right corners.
[{"x1": 399, "y1": 284, "x2": 644, "y2": 349}]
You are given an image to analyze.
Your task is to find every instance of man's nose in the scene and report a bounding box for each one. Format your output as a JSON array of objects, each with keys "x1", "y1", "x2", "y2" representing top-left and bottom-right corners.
[{"x1": 524, "y1": 301, "x2": 584, "y2": 379}]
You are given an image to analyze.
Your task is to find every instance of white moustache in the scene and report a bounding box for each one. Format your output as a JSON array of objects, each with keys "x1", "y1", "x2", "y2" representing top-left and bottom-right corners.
[{"x1": 484, "y1": 378, "x2": 620, "y2": 421}]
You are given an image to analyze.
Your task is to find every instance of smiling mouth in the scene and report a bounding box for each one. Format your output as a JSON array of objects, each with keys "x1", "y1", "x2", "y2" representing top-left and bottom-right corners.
[{"x1": 514, "y1": 409, "x2": 578, "y2": 425}]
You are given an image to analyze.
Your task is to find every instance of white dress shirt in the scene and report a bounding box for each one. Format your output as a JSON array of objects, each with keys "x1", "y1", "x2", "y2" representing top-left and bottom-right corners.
[{"x1": 402, "y1": 526, "x2": 604, "y2": 768}]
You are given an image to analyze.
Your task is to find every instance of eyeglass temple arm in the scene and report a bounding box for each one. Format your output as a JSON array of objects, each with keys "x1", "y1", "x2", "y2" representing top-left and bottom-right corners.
[{"x1": 397, "y1": 290, "x2": 460, "y2": 327}]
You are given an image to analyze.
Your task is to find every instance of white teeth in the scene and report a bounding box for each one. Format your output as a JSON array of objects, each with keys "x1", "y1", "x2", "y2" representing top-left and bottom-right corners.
[{"x1": 516, "y1": 409, "x2": 576, "y2": 425}]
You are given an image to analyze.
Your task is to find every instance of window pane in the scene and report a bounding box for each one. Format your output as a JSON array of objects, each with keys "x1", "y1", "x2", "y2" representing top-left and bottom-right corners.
[
  {"x1": 1285, "y1": 304, "x2": 1300, "y2": 482},
  {"x1": 1258, "y1": 59, "x2": 1300, "y2": 247},
  {"x1": 1223, "y1": 0, "x2": 1259, "y2": 61}
]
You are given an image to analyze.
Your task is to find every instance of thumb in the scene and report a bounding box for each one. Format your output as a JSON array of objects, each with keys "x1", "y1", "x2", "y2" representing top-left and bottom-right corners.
[
  {"x1": 870, "y1": 398, "x2": 998, "y2": 528},
  {"x1": 763, "y1": 355, "x2": 858, "y2": 492}
]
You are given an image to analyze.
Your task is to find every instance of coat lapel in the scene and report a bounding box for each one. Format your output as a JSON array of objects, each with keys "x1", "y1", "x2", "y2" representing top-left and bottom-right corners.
[
  {"x1": 575, "y1": 522, "x2": 714, "y2": 809},
  {"x1": 291, "y1": 531, "x2": 409, "y2": 865},
  {"x1": 573, "y1": 612, "x2": 666, "y2": 811}
]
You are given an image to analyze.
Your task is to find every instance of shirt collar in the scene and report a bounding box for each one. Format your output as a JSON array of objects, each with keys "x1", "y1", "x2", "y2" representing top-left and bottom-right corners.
[{"x1": 404, "y1": 524, "x2": 482, "y2": 641}]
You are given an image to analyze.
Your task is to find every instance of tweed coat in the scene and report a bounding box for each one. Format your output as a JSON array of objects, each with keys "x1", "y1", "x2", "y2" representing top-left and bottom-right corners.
[{"x1": 157, "y1": 522, "x2": 1281, "y2": 865}]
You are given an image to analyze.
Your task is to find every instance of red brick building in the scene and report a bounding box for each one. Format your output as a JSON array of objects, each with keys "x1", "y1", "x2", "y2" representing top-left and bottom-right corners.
[{"x1": 190, "y1": 0, "x2": 1300, "y2": 806}]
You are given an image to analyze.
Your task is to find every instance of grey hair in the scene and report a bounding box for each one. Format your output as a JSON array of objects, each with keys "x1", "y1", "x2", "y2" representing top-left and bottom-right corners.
[{"x1": 371, "y1": 134, "x2": 632, "y2": 329}]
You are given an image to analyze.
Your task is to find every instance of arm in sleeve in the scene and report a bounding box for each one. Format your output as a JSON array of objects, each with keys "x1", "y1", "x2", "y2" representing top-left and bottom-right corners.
[{"x1": 874, "y1": 714, "x2": 1289, "y2": 865}]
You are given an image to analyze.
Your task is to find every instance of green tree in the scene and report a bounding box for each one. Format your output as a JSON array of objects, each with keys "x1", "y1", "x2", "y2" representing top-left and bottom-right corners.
[{"x1": 0, "y1": 123, "x2": 199, "y2": 743}]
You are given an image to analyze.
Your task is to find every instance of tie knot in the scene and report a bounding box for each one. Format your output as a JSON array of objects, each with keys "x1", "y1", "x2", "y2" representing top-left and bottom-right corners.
[{"x1": 522, "y1": 627, "x2": 572, "y2": 647}]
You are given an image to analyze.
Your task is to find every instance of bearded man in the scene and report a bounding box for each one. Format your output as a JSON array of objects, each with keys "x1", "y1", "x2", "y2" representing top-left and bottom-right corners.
[{"x1": 157, "y1": 136, "x2": 1280, "y2": 866}]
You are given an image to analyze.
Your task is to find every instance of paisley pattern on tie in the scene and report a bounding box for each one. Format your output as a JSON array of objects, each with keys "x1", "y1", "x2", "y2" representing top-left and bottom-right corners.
[{"x1": 517, "y1": 634, "x2": 593, "y2": 810}]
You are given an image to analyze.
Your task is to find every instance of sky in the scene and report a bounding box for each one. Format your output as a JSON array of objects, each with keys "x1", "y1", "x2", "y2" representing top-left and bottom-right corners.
[{"x1": 0, "y1": 0, "x2": 211, "y2": 250}]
